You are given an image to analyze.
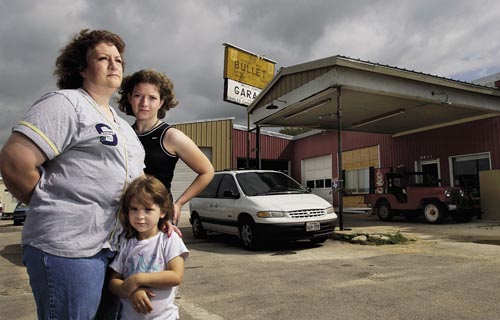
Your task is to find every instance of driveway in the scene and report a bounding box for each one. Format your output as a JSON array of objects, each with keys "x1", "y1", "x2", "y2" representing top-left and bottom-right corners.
[
  {"x1": 177, "y1": 213, "x2": 500, "y2": 320},
  {"x1": 2, "y1": 213, "x2": 500, "y2": 319}
]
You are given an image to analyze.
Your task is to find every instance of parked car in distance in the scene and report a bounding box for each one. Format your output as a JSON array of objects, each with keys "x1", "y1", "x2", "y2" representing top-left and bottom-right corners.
[
  {"x1": 364, "y1": 171, "x2": 474, "y2": 224},
  {"x1": 13, "y1": 203, "x2": 29, "y2": 226},
  {"x1": 189, "y1": 170, "x2": 337, "y2": 250}
]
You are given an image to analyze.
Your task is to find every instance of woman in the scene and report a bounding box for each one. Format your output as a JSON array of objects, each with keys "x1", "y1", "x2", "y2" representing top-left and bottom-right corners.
[
  {"x1": 0, "y1": 29, "x2": 145, "y2": 319},
  {"x1": 118, "y1": 69, "x2": 214, "y2": 225}
]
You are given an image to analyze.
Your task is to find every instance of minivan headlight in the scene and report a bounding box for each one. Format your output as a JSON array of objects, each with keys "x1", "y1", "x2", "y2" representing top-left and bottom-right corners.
[
  {"x1": 257, "y1": 211, "x2": 285, "y2": 218},
  {"x1": 325, "y1": 206, "x2": 335, "y2": 214}
]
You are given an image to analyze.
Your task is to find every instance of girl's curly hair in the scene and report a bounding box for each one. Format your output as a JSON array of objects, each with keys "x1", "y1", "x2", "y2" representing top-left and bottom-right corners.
[
  {"x1": 54, "y1": 29, "x2": 125, "y2": 89},
  {"x1": 119, "y1": 175, "x2": 174, "y2": 239},
  {"x1": 117, "y1": 69, "x2": 178, "y2": 119}
]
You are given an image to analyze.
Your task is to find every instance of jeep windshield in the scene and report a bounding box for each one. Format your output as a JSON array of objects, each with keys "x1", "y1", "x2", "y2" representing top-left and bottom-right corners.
[{"x1": 236, "y1": 172, "x2": 309, "y2": 196}]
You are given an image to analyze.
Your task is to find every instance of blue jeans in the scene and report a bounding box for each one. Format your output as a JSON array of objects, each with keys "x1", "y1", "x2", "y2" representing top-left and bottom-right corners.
[{"x1": 23, "y1": 245, "x2": 114, "y2": 320}]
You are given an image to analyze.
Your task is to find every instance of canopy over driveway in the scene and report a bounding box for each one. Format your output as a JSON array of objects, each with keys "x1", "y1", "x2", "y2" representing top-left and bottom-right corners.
[
  {"x1": 247, "y1": 56, "x2": 500, "y2": 229},
  {"x1": 248, "y1": 56, "x2": 500, "y2": 137}
]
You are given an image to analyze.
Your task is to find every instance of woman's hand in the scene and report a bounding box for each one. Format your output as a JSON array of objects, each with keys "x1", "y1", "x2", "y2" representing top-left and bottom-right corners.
[{"x1": 162, "y1": 219, "x2": 183, "y2": 238}]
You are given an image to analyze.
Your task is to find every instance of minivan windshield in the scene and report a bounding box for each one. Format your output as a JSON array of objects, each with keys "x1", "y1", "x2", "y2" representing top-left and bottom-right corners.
[{"x1": 236, "y1": 171, "x2": 308, "y2": 196}]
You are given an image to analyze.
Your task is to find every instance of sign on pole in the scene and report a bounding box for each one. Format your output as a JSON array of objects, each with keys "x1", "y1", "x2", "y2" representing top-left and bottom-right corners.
[{"x1": 223, "y1": 43, "x2": 276, "y2": 107}]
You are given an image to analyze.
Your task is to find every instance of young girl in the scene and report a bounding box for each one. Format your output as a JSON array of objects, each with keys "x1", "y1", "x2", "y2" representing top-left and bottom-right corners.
[{"x1": 109, "y1": 175, "x2": 189, "y2": 319}]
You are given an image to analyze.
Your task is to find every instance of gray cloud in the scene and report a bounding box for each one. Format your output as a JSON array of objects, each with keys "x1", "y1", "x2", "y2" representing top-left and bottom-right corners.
[{"x1": 1, "y1": 0, "x2": 500, "y2": 148}]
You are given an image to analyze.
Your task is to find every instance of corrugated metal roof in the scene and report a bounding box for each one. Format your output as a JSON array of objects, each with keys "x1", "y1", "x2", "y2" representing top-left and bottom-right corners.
[
  {"x1": 334, "y1": 55, "x2": 493, "y2": 89},
  {"x1": 250, "y1": 54, "x2": 500, "y2": 112}
]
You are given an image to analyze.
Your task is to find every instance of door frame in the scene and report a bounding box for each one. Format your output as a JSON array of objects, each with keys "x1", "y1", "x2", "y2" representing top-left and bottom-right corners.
[{"x1": 415, "y1": 159, "x2": 441, "y2": 186}]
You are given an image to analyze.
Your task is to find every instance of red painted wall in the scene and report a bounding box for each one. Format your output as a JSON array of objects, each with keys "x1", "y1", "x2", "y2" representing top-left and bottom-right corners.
[
  {"x1": 232, "y1": 116, "x2": 500, "y2": 186},
  {"x1": 232, "y1": 129, "x2": 293, "y2": 169}
]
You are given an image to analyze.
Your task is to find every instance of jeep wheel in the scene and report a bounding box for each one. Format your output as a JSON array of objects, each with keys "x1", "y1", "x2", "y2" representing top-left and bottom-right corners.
[
  {"x1": 423, "y1": 201, "x2": 446, "y2": 224},
  {"x1": 239, "y1": 218, "x2": 260, "y2": 250},
  {"x1": 191, "y1": 214, "x2": 206, "y2": 239},
  {"x1": 376, "y1": 201, "x2": 393, "y2": 221}
]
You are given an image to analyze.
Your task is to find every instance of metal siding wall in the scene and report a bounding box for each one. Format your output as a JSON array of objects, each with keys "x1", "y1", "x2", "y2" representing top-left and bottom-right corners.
[
  {"x1": 232, "y1": 129, "x2": 292, "y2": 169},
  {"x1": 290, "y1": 130, "x2": 393, "y2": 182},
  {"x1": 182, "y1": 116, "x2": 500, "y2": 186},
  {"x1": 173, "y1": 119, "x2": 232, "y2": 171},
  {"x1": 389, "y1": 117, "x2": 500, "y2": 185}
]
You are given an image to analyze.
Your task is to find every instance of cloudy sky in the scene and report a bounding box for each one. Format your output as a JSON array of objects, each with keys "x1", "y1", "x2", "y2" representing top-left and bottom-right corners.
[{"x1": 1, "y1": 0, "x2": 500, "y2": 148}]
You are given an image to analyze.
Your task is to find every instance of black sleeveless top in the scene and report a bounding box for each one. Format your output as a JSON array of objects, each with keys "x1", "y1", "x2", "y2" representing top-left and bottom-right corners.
[{"x1": 135, "y1": 122, "x2": 179, "y2": 189}]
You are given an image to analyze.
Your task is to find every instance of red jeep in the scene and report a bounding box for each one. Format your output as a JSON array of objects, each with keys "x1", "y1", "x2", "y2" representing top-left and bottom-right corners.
[{"x1": 364, "y1": 170, "x2": 474, "y2": 224}]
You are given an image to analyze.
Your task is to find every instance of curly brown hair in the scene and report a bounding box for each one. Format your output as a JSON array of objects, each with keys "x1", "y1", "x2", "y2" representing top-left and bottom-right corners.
[
  {"x1": 120, "y1": 175, "x2": 174, "y2": 239},
  {"x1": 117, "y1": 69, "x2": 179, "y2": 119},
  {"x1": 54, "y1": 29, "x2": 125, "y2": 89}
]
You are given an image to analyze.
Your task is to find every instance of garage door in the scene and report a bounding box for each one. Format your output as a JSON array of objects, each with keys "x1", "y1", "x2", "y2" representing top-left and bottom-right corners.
[
  {"x1": 170, "y1": 147, "x2": 212, "y2": 208},
  {"x1": 303, "y1": 154, "x2": 332, "y2": 202}
]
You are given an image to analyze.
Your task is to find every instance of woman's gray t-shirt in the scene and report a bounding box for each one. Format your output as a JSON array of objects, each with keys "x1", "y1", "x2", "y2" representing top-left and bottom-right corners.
[{"x1": 14, "y1": 89, "x2": 145, "y2": 258}]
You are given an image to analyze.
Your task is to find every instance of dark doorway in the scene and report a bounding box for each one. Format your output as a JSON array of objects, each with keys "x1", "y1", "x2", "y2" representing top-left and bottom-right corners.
[{"x1": 421, "y1": 162, "x2": 439, "y2": 186}]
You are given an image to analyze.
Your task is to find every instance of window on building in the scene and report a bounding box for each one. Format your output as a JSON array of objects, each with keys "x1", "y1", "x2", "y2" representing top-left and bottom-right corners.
[
  {"x1": 306, "y1": 179, "x2": 332, "y2": 189},
  {"x1": 344, "y1": 168, "x2": 369, "y2": 194},
  {"x1": 306, "y1": 180, "x2": 315, "y2": 189},
  {"x1": 315, "y1": 180, "x2": 324, "y2": 188},
  {"x1": 323, "y1": 179, "x2": 332, "y2": 189},
  {"x1": 451, "y1": 153, "x2": 491, "y2": 190}
]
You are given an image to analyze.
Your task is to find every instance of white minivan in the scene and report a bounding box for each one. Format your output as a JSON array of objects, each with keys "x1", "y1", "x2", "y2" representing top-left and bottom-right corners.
[{"x1": 189, "y1": 170, "x2": 337, "y2": 250}]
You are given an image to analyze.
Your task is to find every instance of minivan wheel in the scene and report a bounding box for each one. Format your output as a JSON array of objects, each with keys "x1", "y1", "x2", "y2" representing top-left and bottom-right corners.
[
  {"x1": 239, "y1": 219, "x2": 259, "y2": 250},
  {"x1": 191, "y1": 215, "x2": 206, "y2": 239}
]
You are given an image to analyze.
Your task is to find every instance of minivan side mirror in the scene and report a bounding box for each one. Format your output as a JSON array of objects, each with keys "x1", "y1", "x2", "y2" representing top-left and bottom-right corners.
[{"x1": 222, "y1": 190, "x2": 240, "y2": 199}]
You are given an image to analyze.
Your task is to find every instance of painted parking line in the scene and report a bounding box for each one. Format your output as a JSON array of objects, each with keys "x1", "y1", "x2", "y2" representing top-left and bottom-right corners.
[{"x1": 177, "y1": 299, "x2": 224, "y2": 320}]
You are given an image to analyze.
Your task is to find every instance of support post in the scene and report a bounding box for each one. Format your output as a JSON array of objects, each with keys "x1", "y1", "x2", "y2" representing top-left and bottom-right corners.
[
  {"x1": 337, "y1": 88, "x2": 344, "y2": 230},
  {"x1": 246, "y1": 114, "x2": 250, "y2": 169},
  {"x1": 256, "y1": 125, "x2": 261, "y2": 169}
]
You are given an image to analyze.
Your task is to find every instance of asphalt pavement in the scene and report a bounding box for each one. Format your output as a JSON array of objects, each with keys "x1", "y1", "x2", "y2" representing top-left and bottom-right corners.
[{"x1": 2, "y1": 212, "x2": 500, "y2": 319}]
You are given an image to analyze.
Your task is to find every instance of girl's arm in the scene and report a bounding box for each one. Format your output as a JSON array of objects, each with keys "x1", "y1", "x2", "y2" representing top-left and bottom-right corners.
[
  {"x1": 109, "y1": 269, "x2": 155, "y2": 314},
  {"x1": 163, "y1": 128, "x2": 214, "y2": 224},
  {"x1": 120, "y1": 256, "x2": 185, "y2": 297},
  {"x1": 108, "y1": 270, "x2": 126, "y2": 298},
  {"x1": 0, "y1": 133, "x2": 47, "y2": 204}
]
